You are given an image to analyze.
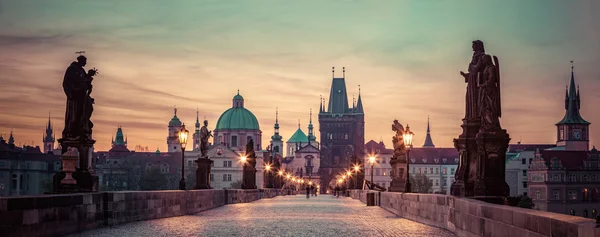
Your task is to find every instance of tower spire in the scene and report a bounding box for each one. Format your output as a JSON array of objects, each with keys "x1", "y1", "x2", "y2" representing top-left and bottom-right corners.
[
  {"x1": 195, "y1": 108, "x2": 200, "y2": 129},
  {"x1": 343, "y1": 67, "x2": 345, "y2": 78},
  {"x1": 556, "y1": 61, "x2": 589, "y2": 126},
  {"x1": 308, "y1": 108, "x2": 315, "y2": 143},
  {"x1": 332, "y1": 66, "x2": 335, "y2": 78},
  {"x1": 355, "y1": 84, "x2": 364, "y2": 114},
  {"x1": 422, "y1": 116, "x2": 435, "y2": 148},
  {"x1": 319, "y1": 95, "x2": 323, "y2": 113},
  {"x1": 174, "y1": 105, "x2": 177, "y2": 116}
]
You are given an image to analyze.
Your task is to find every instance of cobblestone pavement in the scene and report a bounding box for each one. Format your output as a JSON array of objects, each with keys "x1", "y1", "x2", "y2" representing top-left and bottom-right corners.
[{"x1": 69, "y1": 195, "x2": 456, "y2": 237}]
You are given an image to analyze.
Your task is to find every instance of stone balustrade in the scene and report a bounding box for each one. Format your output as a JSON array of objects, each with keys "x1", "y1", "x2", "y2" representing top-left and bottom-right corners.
[
  {"x1": 0, "y1": 189, "x2": 285, "y2": 237},
  {"x1": 349, "y1": 190, "x2": 599, "y2": 237}
]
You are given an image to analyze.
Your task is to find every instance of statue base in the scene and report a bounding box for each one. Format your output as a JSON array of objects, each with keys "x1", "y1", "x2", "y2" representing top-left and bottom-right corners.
[
  {"x1": 450, "y1": 118, "x2": 479, "y2": 197},
  {"x1": 194, "y1": 157, "x2": 213, "y2": 189},
  {"x1": 242, "y1": 163, "x2": 257, "y2": 189},
  {"x1": 53, "y1": 137, "x2": 98, "y2": 193},
  {"x1": 473, "y1": 129, "x2": 510, "y2": 197},
  {"x1": 388, "y1": 178, "x2": 410, "y2": 192}
]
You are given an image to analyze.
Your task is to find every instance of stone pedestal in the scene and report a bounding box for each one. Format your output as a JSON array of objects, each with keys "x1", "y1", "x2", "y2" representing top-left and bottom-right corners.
[
  {"x1": 242, "y1": 162, "x2": 257, "y2": 189},
  {"x1": 194, "y1": 158, "x2": 213, "y2": 189},
  {"x1": 451, "y1": 119, "x2": 480, "y2": 197},
  {"x1": 53, "y1": 138, "x2": 98, "y2": 193},
  {"x1": 388, "y1": 156, "x2": 409, "y2": 192},
  {"x1": 473, "y1": 129, "x2": 510, "y2": 197}
]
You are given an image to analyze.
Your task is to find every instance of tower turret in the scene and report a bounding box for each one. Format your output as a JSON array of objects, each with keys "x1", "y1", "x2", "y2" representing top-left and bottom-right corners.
[
  {"x1": 271, "y1": 108, "x2": 283, "y2": 156},
  {"x1": 193, "y1": 109, "x2": 201, "y2": 151},
  {"x1": 556, "y1": 61, "x2": 590, "y2": 151},
  {"x1": 308, "y1": 109, "x2": 316, "y2": 144},
  {"x1": 167, "y1": 106, "x2": 183, "y2": 152}
]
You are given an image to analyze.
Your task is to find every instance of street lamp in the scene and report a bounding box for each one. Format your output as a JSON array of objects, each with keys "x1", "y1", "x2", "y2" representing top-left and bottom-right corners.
[
  {"x1": 403, "y1": 125, "x2": 414, "y2": 193},
  {"x1": 369, "y1": 155, "x2": 376, "y2": 190},
  {"x1": 178, "y1": 124, "x2": 189, "y2": 190}
]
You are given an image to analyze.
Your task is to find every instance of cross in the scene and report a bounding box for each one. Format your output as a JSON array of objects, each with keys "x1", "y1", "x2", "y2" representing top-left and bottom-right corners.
[{"x1": 75, "y1": 51, "x2": 86, "y2": 55}]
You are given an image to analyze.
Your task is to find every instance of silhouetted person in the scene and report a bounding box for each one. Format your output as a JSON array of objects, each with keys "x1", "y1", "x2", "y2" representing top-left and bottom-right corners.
[
  {"x1": 306, "y1": 186, "x2": 310, "y2": 199},
  {"x1": 335, "y1": 186, "x2": 340, "y2": 198}
]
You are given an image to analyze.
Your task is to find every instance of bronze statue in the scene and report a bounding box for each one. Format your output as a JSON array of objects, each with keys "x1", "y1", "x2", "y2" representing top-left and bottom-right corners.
[
  {"x1": 478, "y1": 54, "x2": 502, "y2": 131},
  {"x1": 199, "y1": 120, "x2": 212, "y2": 157},
  {"x1": 460, "y1": 40, "x2": 486, "y2": 120},
  {"x1": 62, "y1": 54, "x2": 98, "y2": 139}
]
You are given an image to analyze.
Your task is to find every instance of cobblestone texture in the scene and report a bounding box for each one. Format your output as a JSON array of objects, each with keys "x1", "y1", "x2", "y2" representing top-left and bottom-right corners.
[{"x1": 69, "y1": 195, "x2": 456, "y2": 237}]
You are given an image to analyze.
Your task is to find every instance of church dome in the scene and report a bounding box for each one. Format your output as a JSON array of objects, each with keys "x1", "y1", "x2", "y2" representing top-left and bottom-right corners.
[{"x1": 215, "y1": 92, "x2": 260, "y2": 130}]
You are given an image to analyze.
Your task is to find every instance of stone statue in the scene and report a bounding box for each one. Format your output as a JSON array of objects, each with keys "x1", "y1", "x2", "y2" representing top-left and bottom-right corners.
[
  {"x1": 62, "y1": 55, "x2": 98, "y2": 139},
  {"x1": 199, "y1": 120, "x2": 212, "y2": 157},
  {"x1": 460, "y1": 40, "x2": 486, "y2": 120},
  {"x1": 391, "y1": 120, "x2": 406, "y2": 159},
  {"x1": 478, "y1": 54, "x2": 502, "y2": 131},
  {"x1": 245, "y1": 138, "x2": 256, "y2": 167}
]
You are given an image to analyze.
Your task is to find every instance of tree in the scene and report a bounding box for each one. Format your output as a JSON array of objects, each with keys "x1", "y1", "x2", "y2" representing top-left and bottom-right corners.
[
  {"x1": 139, "y1": 168, "x2": 168, "y2": 190},
  {"x1": 410, "y1": 173, "x2": 433, "y2": 193},
  {"x1": 229, "y1": 180, "x2": 243, "y2": 189},
  {"x1": 517, "y1": 195, "x2": 535, "y2": 209}
]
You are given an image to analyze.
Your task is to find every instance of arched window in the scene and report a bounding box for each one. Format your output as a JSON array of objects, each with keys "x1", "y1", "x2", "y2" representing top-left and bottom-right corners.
[{"x1": 583, "y1": 188, "x2": 589, "y2": 201}]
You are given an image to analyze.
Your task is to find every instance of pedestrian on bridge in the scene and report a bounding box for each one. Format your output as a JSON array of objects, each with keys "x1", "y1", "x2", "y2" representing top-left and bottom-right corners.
[{"x1": 306, "y1": 186, "x2": 310, "y2": 199}]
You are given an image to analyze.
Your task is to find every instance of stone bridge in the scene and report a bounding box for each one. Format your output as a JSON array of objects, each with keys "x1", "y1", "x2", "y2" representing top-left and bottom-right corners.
[{"x1": 1, "y1": 189, "x2": 598, "y2": 237}]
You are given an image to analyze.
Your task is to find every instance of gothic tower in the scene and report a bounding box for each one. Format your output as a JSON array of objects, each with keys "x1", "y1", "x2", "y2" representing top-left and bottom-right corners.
[
  {"x1": 318, "y1": 67, "x2": 365, "y2": 190},
  {"x1": 556, "y1": 62, "x2": 590, "y2": 151},
  {"x1": 167, "y1": 107, "x2": 183, "y2": 152},
  {"x1": 193, "y1": 109, "x2": 201, "y2": 151},
  {"x1": 43, "y1": 112, "x2": 55, "y2": 153},
  {"x1": 270, "y1": 108, "x2": 283, "y2": 156},
  {"x1": 422, "y1": 116, "x2": 435, "y2": 148}
]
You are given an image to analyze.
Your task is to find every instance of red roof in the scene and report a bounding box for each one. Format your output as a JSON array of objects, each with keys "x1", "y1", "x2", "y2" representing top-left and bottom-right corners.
[
  {"x1": 539, "y1": 150, "x2": 589, "y2": 170},
  {"x1": 508, "y1": 144, "x2": 556, "y2": 153}
]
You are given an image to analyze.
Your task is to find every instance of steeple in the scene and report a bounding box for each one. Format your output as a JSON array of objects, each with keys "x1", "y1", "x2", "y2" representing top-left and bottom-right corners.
[
  {"x1": 308, "y1": 109, "x2": 316, "y2": 142},
  {"x1": 422, "y1": 116, "x2": 435, "y2": 148},
  {"x1": 113, "y1": 126, "x2": 126, "y2": 146},
  {"x1": 327, "y1": 67, "x2": 349, "y2": 114},
  {"x1": 271, "y1": 108, "x2": 282, "y2": 142},
  {"x1": 319, "y1": 95, "x2": 323, "y2": 113},
  {"x1": 8, "y1": 129, "x2": 14, "y2": 145},
  {"x1": 43, "y1": 111, "x2": 55, "y2": 153},
  {"x1": 355, "y1": 85, "x2": 364, "y2": 114},
  {"x1": 556, "y1": 61, "x2": 589, "y2": 125},
  {"x1": 195, "y1": 109, "x2": 200, "y2": 130}
]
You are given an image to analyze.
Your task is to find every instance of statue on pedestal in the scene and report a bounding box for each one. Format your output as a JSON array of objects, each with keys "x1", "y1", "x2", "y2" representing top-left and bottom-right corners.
[
  {"x1": 460, "y1": 40, "x2": 486, "y2": 120},
  {"x1": 478, "y1": 54, "x2": 502, "y2": 131},
  {"x1": 388, "y1": 120, "x2": 408, "y2": 192},
  {"x1": 242, "y1": 139, "x2": 257, "y2": 189},
  {"x1": 53, "y1": 52, "x2": 99, "y2": 193},
  {"x1": 195, "y1": 119, "x2": 214, "y2": 189}
]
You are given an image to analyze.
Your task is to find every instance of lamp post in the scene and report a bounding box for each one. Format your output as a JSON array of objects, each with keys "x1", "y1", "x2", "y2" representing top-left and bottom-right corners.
[
  {"x1": 353, "y1": 165, "x2": 360, "y2": 189},
  {"x1": 403, "y1": 125, "x2": 414, "y2": 193},
  {"x1": 369, "y1": 155, "x2": 376, "y2": 190},
  {"x1": 240, "y1": 155, "x2": 247, "y2": 189},
  {"x1": 178, "y1": 124, "x2": 189, "y2": 190},
  {"x1": 264, "y1": 164, "x2": 272, "y2": 188}
]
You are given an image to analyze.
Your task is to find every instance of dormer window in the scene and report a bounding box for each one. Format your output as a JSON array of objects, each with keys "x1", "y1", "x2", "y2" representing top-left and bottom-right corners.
[{"x1": 434, "y1": 159, "x2": 439, "y2": 163}]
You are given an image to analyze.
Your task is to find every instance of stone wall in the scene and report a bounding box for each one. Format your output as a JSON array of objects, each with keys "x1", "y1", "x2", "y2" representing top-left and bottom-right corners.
[
  {"x1": 348, "y1": 190, "x2": 599, "y2": 237},
  {"x1": 1, "y1": 189, "x2": 284, "y2": 237}
]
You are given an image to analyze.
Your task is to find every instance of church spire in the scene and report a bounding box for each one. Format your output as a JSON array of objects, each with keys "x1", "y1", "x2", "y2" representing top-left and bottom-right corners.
[
  {"x1": 195, "y1": 108, "x2": 200, "y2": 129},
  {"x1": 308, "y1": 109, "x2": 316, "y2": 143},
  {"x1": 556, "y1": 61, "x2": 589, "y2": 125},
  {"x1": 422, "y1": 116, "x2": 435, "y2": 148},
  {"x1": 319, "y1": 95, "x2": 323, "y2": 113},
  {"x1": 355, "y1": 85, "x2": 364, "y2": 114},
  {"x1": 271, "y1": 108, "x2": 282, "y2": 142}
]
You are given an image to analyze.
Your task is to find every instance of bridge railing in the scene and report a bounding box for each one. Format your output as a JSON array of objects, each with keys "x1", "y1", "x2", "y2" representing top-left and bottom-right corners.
[
  {"x1": 348, "y1": 190, "x2": 598, "y2": 237},
  {"x1": 0, "y1": 188, "x2": 288, "y2": 237}
]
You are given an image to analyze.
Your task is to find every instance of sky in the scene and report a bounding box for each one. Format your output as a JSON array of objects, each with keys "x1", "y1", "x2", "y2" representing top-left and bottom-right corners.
[{"x1": 0, "y1": 0, "x2": 599, "y2": 151}]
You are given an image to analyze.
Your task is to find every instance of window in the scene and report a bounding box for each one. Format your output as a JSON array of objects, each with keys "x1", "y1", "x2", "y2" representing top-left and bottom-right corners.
[
  {"x1": 435, "y1": 179, "x2": 439, "y2": 186},
  {"x1": 522, "y1": 159, "x2": 526, "y2": 164},
  {"x1": 451, "y1": 168, "x2": 455, "y2": 175},
  {"x1": 535, "y1": 190, "x2": 541, "y2": 200},
  {"x1": 227, "y1": 161, "x2": 232, "y2": 167},
  {"x1": 443, "y1": 168, "x2": 447, "y2": 175},
  {"x1": 223, "y1": 161, "x2": 227, "y2": 167},
  {"x1": 553, "y1": 191, "x2": 560, "y2": 200},
  {"x1": 569, "y1": 175, "x2": 576, "y2": 182},
  {"x1": 231, "y1": 136, "x2": 238, "y2": 147},
  {"x1": 523, "y1": 170, "x2": 527, "y2": 176},
  {"x1": 523, "y1": 182, "x2": 528, "y2": 188},
  {"x1": 583, "y1": 175, "x2": 588, "y2": 182},
  {"x1": 435, "y1": 168, "x2": 439, "y2": 174},
  {"x1": 227, "y1": 174, "x2": 232, "y2": 181},
  {"x1": 568, "y1": 191, "x2": 577, "y2": 200},
  {"x1": 430, "y1": 168, "x2": 433, "y2": 174},
  {"x1": 375, "y1": 169, "x2": 380, "y2": 176},
  {"x1": 0, "y1": 161, "x2": 6, "y2": 168},
  {"x1": 219, "y1": 136, "x2": 223, "y2": 144},
  {"x1": 382, "y1": 158, "x2": 386, "y2": 164},
  {"x1": 424, "y1": 169, "x2": 428, "y2": 174},
  {"x1": 210, "y1": 174, "x2": 214, "y2": 181},
  {"x1": 418, "y1": 168, "x2": 421, "y2": 174},
  {"x1": 529, "y1": 158, "x2": 533, "y2": 164},
  {"x1": 223, "y1": 174, "x2": 227, "y2": 181},
  {"x1": 188, "y1": 160, "x2": 193, "y2": 167}
]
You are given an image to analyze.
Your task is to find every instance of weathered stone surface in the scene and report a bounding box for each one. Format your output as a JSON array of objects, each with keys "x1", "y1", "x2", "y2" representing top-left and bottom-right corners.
[{"x1": 348, "y1": 190, "x2": 599, "y2": 237}]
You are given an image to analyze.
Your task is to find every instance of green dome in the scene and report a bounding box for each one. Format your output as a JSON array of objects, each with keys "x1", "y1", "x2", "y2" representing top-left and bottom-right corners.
[
  {"x1": 169, "y1": 116, "x2": 182, "y2": 127},
  {"x1": 287, "y1": 128, "x2": 308, "y2": 143},
  {"x1": 216, "y1": 107, "x2": 260, "y2": 130}
]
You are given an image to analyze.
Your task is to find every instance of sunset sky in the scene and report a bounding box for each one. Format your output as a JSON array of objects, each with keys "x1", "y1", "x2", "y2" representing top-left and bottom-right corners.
[{"x1": 1, "y1": 0, "x2": 599, "y2": 151}]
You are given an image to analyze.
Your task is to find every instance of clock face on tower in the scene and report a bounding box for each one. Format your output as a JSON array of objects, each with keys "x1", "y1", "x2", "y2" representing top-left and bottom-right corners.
[{"x1": 572, "y1": 129, "x2": 582, "y2": 140}]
